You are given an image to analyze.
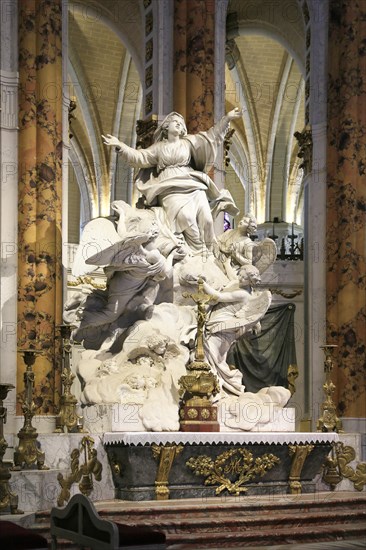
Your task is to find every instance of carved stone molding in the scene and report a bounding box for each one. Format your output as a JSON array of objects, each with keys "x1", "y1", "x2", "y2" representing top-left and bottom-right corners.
[
  {"x1": 136, "y1": 115, "x2": 158, "y2": 149},
  {"x1": 294, "y1": 126, "x2": 313, "y2": 174}
]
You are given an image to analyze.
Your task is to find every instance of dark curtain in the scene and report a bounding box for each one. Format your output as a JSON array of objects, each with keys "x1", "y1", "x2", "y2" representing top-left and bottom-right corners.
[{"x1": 226, "y1": 303, "x2": 297, "y2": 393}]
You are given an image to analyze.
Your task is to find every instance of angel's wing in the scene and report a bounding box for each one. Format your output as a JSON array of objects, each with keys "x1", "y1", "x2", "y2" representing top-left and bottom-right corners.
[
  {"x1": 236, "y1": 289, "x2": 272, "y2": 327},
  {"x1": 253, "y1": 238, "x2": 277, "y2": 274},
  {"x1": 72, "y1": 218, "x2": 120, "y2": 277},
  {"x1": 208, "y1": 289, "x2": 271, "y2": 335},
  {"x1": 86, "y1": 233, "x2": 151, "y2": 267}
]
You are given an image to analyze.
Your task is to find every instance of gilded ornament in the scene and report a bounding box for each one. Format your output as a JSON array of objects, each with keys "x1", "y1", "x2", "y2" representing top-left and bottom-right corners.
[
  {"x1": 187, "y1": 408, "x2": 198, "y2": 419},
  {"x1": 201, "y1": 408, "x2": 210, "y2": 419},
  {"x1": 12, "y1": 350, "x2": 48, "y2": 471},
  {"x1": 54, "y1": 325, "x2": 85, "y2": 434},
  {"x1": 152, "y1": 444, "x2": 183, "y2": 500},
  {"x1": 323, "y1": 442, "x2": 366, "y2": 491},
  {"x1": 186, "y1": 448, "x2": 280, "y2": 496},
  {"x1": 57, "y1": 436, "x2": 102, "y2": 506},
  {"x1": 288, "y1": 444, "x2": 314, "y2": 494},
  {"x1": 317, "y1": 345, "x2": 343, "y2": 433},
  {"x1": 68, "y1": 276, "x2": 106, "y2": 290}
]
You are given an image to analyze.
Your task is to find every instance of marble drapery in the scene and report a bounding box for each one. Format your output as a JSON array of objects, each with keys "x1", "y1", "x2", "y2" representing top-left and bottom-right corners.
[
  {"x1": 326, "y1": 0, "x2": 366, "y2": 418},
  {"x1": 17, "y1": 0, "x2": 63, "y2": 414},
  {"x1": 173, "y1": 0, "x2": 215, "y2": 133}
]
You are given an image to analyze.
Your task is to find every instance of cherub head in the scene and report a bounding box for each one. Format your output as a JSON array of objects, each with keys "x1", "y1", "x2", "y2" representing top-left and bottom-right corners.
[
  {"x1": 238, "y1": 265, "x2": 261, "y2": 287},
  {"x1": 238, "y1": 214, "x2": 257, "y2": 236},
  {"x1": 146, "y1": 334, "x2": 169, "y2": 356},
  {"x1": 124, "y1": 374, "x2": 145, "y2": 390}
]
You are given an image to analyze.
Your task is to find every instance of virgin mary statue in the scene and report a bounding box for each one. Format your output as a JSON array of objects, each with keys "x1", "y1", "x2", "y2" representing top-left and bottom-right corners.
[{"x1": 102, "y1": 108, "x2": 242, "y2": 253}]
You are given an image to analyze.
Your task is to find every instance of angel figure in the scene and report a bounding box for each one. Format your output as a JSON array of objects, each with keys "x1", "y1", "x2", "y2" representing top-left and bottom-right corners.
[
  {"x1": 198, "y1": 264, "x2": 271, "y2": 395},
  {"x1": 102, "y1": 109, "x2": 242, "y2": 253},
  {"x1": 217, "y1": 213, "x2": 277, "y2": 280},
  {"x1": 145, "y1": 265, "x2": 271, "y2": 397},
  {"x1": 71, "y1": 203, "x2": 185, "y2": 347}
]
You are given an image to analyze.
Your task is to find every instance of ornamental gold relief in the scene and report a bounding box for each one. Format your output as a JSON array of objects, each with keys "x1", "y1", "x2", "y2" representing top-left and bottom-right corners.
[
  {"x1": 323, "y1": 442, "x2": 366, "y2": 491},
  {"x1": 186, "y1": 448, "x2": 280, "y2": 496}
]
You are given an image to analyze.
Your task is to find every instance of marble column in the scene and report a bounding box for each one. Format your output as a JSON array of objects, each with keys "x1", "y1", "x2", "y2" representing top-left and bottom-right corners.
[
  {"x1": 173, "y1": 0, "x2": 215, "y2": 132},
  {"x1": 17, "y1": 0, "x2": 63, "y2": 415},
  {"x1": 326, "y1": 0, "x2": 366, "y2": 422},
  {"x1": 0, "y1": 0, "x2": 18, "y2": 426}
]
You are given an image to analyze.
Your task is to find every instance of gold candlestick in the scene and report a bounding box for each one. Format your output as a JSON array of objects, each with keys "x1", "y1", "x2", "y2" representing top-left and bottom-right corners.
[
  {"x1": 179, "y1": 278, "x2": 220, "y2": 432},
  {"x1": 0, "y1": 383, "x2": 23, "y2": 513},
  {"x1": 13, "y1": 350, "x2": 48, "y2": 470},
  {"x1": 54, "y1": 325, "x2": 85, "y2": 433},
  {"x1": 317, "y1": 344, "x2": 343, "y2": 433}
]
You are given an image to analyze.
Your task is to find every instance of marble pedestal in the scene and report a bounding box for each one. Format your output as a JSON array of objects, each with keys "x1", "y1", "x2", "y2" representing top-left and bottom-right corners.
[
  {"x1": 7, "y1": 434, "x2": 114, "y2": 513},
  {"x1": 81, "y1": 404, "x2": 296, "y2": 433}
]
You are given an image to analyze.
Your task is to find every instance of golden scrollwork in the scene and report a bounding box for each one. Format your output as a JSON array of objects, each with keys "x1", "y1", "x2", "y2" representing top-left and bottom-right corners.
[
  {"x1": 323, "y1": 442, "x2": 366, "y2": 491},
  {"x1": 68, "y1": 276, "x2": 106, "y2": 290},
  {"x1": 57, "y1": 436, "x2": 102, "y2": 506},
  {"x1": 186, "y1": 448, "x2": 280, "y2": 496},
  {"x1": 152, "y1": 444, "x2": 184, "y2": 500}
]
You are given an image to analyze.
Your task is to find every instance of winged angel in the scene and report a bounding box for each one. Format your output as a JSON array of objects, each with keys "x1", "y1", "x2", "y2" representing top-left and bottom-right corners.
[{"x1": 68, "y1": 201, "x2": 185, "y2": 347}]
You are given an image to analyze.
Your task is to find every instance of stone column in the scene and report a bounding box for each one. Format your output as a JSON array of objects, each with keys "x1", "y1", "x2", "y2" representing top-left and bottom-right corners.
[
  {"x1": 173, "y1": 0, "x2": 215, "y2": 133},
  {"x1": 17, "y1": 0, "x2": 63, "y2": 415},
  {"x1": 0, "y1": 0, "x2": 19, "y2": 427},
  {"x1": 326, "y1": 0, "x2": 366, "y2": 425}
]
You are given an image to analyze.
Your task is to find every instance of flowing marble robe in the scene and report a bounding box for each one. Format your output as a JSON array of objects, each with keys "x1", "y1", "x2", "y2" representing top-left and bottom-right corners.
[{"x1": 117, "y1": 117, "x2": 238, "y2": 251}]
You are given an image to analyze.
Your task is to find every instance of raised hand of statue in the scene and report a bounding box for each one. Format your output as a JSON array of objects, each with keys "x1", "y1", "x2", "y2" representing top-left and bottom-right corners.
[
  {"x1": 102, "y1": 134, "x2": 122, "y2": 149},
  {"x1": 226, "y1": 107, "x2": 243, "y2": 120}
]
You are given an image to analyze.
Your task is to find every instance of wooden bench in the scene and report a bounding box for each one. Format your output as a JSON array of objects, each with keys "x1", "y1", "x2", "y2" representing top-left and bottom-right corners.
[{"x1": 50, "y1": 493, "x2": 166, "y2": 549}]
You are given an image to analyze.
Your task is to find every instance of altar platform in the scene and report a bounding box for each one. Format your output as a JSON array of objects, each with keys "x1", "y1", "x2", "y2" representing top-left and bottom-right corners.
[{"x1": 103, "y1": 431, "x2": 340, "y2": 501}]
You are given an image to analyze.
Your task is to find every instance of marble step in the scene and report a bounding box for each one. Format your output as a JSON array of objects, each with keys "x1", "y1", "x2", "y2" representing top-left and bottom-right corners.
[
  {"x1": 165, "y1": 523, "x2": 366, "y2": 548},
  {"x1": 30, "y1": 492, "x2": 366, "y2": 548},
  {"x1": 100, "y1": 509, "x2": 366, "y2": 531},
  {"x1": 94, "y1": 495, "x2": 366, "y2": 522}
]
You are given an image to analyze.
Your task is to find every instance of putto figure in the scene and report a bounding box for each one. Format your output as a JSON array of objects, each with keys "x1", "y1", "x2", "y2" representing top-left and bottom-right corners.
[{"x1": 102, "y1": 109, "x2": 242, "y2": 253}]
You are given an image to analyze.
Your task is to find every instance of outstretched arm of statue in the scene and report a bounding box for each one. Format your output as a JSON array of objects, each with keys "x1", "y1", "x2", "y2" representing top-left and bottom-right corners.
[
  {"x1": 102, "y1": 134, "x2": 158, "y2": 168},
  {"x1": 211, "y1": 107, "x2": 243, "y2": 141},
  {"x1": 201, "y1": 279, "x2": 248, "y2": 304}
]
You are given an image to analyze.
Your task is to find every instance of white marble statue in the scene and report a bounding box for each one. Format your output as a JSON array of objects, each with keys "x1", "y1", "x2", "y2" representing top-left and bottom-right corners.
[
  {"x1": 144, "y1": 265, "x2": 271, "y2": 398},
  {"x1": 66, "y1": 110, "x2": 291, "y2": 432},
  {"x1": 217, "y1": 212, "x2": 277, "y2": 279},
  {"x1": 102, "y1": 109, "x2": 242, "y2": 253},
  {"x1": 70, "y1": 203, "x2": 186, "y2": 345}
]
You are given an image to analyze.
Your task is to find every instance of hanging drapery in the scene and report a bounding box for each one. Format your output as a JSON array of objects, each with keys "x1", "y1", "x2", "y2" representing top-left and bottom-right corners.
[{"x1": 226, "y1": 303, "x2": 297, "y2": 393}]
